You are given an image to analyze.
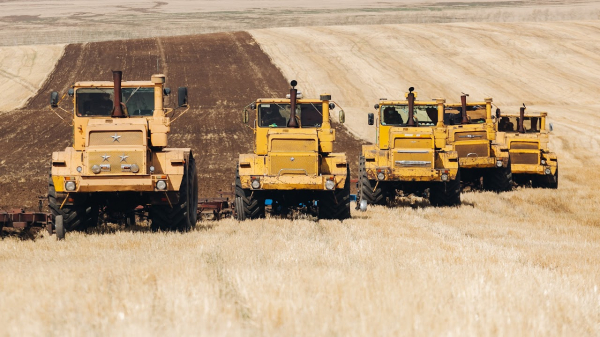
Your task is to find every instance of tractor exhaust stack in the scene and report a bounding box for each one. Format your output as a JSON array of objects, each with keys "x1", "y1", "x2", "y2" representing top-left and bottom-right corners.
[
  {"x1": 288, "y1": 80, "x2": 298, "y2": 128},
  {"x1": 111, "y1": 70, "x2": 125, "y2": 118},
  {"x1": 407, "y1": 87, "x2": 415, "y2": 126},
  {"x1": 461, "y1": 94, "x2": 469, "y2": 124},
  {"x1": 518, "y1": 104, "x2": 526, "y2": 133}
]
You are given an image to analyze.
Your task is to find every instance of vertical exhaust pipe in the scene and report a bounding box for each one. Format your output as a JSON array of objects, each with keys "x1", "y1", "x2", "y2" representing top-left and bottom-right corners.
[
  {"x1": 111, "y1": 70, "x2": 124, "y2": 118},
  {"x1": 287, "y1": 80, "x2": 298, "y2": 128},
  {"x1": 518, "y1": 104, "x2": 526, "y2": 133},
  {"x1": 407, "y1": 87, "x2": 415, "y2": 126},
  {"x1": 460, "y1": 93, "x2": 469, "y2": 124}
]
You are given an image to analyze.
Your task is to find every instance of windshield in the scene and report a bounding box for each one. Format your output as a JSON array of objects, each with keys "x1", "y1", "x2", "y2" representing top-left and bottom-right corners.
[
  {"x1": 444, "y1": 105, "x2": 487, "y2": 125},
  {"x1": 380, "y1": 104, "x2": 437, "y2": 126},
  {"x1": 499, "y1": 116, "x2": 541, "y2": 133},
  {"x1": 259, "y1": 103, "x2": 323, "y2": 128},
  {"x1": 76, "y1": 87, "x2": 155, "y2": 117}
]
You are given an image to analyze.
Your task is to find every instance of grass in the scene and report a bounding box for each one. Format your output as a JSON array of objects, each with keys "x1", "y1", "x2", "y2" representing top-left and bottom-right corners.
[{"x1": 2, "y1": 184, "x2": 599, "y2": 335}]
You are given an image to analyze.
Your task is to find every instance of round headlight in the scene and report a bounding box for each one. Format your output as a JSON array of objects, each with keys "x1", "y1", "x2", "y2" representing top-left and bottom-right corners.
[
  {"x1": 91, "y1": 165, "x2": 101, "y2": 174},
  {"x1": 545, "y1": 168, "x2": 551, "y2": 175},
  {"x1": 149, "y1": 166, "x2": 155, "y2": 173},
  {"x1": 441, "y1": 173, "x2": 449, "y2": 182},
  {"x1": 131, "y1": 164, "x2": 139, "y2": 173},
  {"x1": 65, "y1": 181, "x2": 76, "y2": 191},
  {"x1": 377, "y1": 172, "x2": 385, "y2": 180},
  {"x1": 156, "y1": 180, "x2": 167, "y2": 190},
  {"x1": 541, "y1": 159, "x2": 546, "y2": 165},
  {"x1": 496, "y1": 160, "x2": 503, "y2": 167},
  {"x1": 251, "y1": 179, "x2": 261, "y2": 189},
  {"x1": 76, "y1": 166, "x2": 82, "y2": 173},
  {"x1": 325, "y1": 180, "x2": 335, "y2": 190}
]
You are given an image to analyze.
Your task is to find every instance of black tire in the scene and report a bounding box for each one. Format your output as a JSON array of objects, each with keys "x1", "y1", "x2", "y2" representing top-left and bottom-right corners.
[
  {"x1": 357, "y1": 155, "x2": 387, "y2": 205},
  {"x1": 55, "y1": 215, "x2": 65, "y2": 241},
  {"x1": 48, "y1": 172, "x2": 97, "y2": 232},
  {"x1": 429, "y1": 169, "x2": 461, "y2": 207},
  {"x1": 483, "y1": 158, "x2": 513, "y2": 192},
  {"x1": 233, "y1": 167, "x2": 264, "y2": 221},
  {"x1": 150, "y1": 153, "x2": 198, "y2": 232},
  {"x1": 319, "y1": 167, "x2": 351, "y2": 220}
]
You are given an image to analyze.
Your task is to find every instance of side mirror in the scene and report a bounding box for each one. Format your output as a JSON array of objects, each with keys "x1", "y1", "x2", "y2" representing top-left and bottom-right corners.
[
  {"x1": 374, "y1": 104, "x2": 379, "y2": 110},
  {"x1": 339, "y1": 110, "x2": 345, "y2": 124},
  {"x1": 67, "y1": 88, "x2": 74, "y2": 97},
  {"x1": 177, "y1": 87, "x2": 188, "y2": 107},
  {"x1": 495, "y1": 108, "x2": 501, "y2": 119},
  {"x1": 163, "y1": 88, "x2": 171, "y2": 96},
  {"x1": 329, "y1": 103, "x2": 336, "y2": 110},
  {"x1": 50, "y1": 91, "x2": 59, "y2": 108},
  {"x1": 251, "y1": 102, "x2": 256, "y2": 110},
  {"x1": 368, "y1": 113, "x2": 374, "y2": 125},
  {"x1": 549, "y1": 123, "x2": 554, "y2": 132},
  {"x1": 243, "y1": 109, "x2": 249, "y2": 124}
]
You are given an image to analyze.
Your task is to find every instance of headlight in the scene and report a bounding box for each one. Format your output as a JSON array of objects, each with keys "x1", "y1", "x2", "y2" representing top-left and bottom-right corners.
[
  {"x1": 149, "y1": 166, "x2": 155, "y2": 173},
  {"x1": 377, "y1": 172, "x2": 385, "y2": 180},
  {"x1": 91, "y1": 165, "x2": 101, "y2": 174},
  {"x1": 251, "y1": 179, "x2": 261, "y2": 189},
  {"x1": 541, "y1": 159, "x2": 546, "y2": 165},
  {"x1": 65, "y1": 181, "x2": 76, "y2": 191},
  {"x1": 441, "y1": 173, "x2": 449, "y2": 181},
  {"x1": 325, "y1": 180, "x2": 335, "y2": 190},
  {"x1": 76, "y1": 166, "x2": 82, "y2": 173},
  {"x1": 131, "y1": 164, "x2": 139, "y2": 173},
  {"x1": 545, "y1": 168, "x2": 551, "y2": 175},
  {"x1": 156, "y1": 180, "x2": 167, "y2": 190},
  {"x1": 496, "y1": 160, "x2": 503, "y2": 167}
]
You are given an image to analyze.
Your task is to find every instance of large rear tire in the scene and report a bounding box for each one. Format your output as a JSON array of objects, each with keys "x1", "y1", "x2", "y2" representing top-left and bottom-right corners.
[
  {"x1": 48, "y1": 172, "x2": 98, "y2": 232},
  {"x1": 319, "y1": 167, "x2": 351, "y2": 220},
  {"x1": 483, "y1": 159, "x2": 513, "y2": 192},
  {"x1": 429, "y1": 169, "x2": 461, "y2": 207},
  {"x1": 233, "y1": 167, "x2": 265, "y2": 221},
  {"x1": 150, "y1": 153, "x2": 198, "y2": 232},
  {"x1": 357, "y1": 155, "x2": 387, "y2": 205}
]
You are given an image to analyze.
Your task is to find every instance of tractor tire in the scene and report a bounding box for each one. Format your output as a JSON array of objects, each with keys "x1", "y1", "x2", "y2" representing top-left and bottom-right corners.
[
  {"x1": 55, "y1": 215, "x2": 65, "y2": 241},
  {"x1": 233, "y1": 167, "x2": 264, "y2": 221},
  {"x1": 429, "y1": 170, "x2": 461, "y2": 207},
  {"x1": 319, "y1": 167, "x2": 351, "y2": 220},
  {"x1": 483, "y1": 159, "x2": 513, "y2": 192},
  {"x1": 48, "y1": 172, "x2": 98, "y2": 232},
  {"x1": 150, "y1": 153, "x2": 198, "y2": 232},
  {"x1": 357, "y1": 155, "x2": 387, "y2": 205}
]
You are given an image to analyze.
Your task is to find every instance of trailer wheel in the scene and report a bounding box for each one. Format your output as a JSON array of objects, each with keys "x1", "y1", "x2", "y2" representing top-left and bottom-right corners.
[
  {"x1": 48, "y1": 172, "x2": 97, "y2": 232},
  {"x1": 55, "y1": 215, "x2": 65, "y2": 241},
  {"x1": 483, "y1": 159, "x2": 513, "y2": 192},
  {"x1": 150, "y1": 153, "x2": 198, "y2": 232},
  {"x1": 429, "y1": 169, "x2": 461, "y2": 207},
  {"x1": 319, "y1": 167, "x2": 351, "y2": 220},
  {"x1": 234, "y1": 167, "x2": 264, "y2": 221},
  {"x1": 357, "y1": 155, "x2": 387, "y2": 205}
]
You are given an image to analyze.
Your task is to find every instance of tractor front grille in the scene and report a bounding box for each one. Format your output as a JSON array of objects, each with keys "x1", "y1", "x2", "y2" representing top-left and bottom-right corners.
[
  {"x1": 510, "y1": 152, "x2": 539, "y2": 165},
  {"x1": 269, "y1": 155, "x2": 318, "y2": 175},
  {"x1": 510, "y1": 141, "x2": 539, "y2": 150},
  {"x1": 454, "y1": 131, "x2": 487, "y2": 142},
  {"x1": 89, "y1": 131, "x2": 144, "y2": 146},
  {"x1": 270, "y1": 139, "x2": 316, "y2": 152},
  {"x1": 87, "y1": 150, "x2": 145, "y2": 174},
  {"x1": 455, "y1": 143, "x2": 489, "y2": 158}
]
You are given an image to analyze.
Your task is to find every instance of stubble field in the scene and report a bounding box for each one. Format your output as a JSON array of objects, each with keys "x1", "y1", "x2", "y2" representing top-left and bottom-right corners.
[{"x1": 1, "y1": 1, "x2": 600, "y2": 336}]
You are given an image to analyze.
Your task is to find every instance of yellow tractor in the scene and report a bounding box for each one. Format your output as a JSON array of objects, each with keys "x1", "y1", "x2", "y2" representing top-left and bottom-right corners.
[
  {"x1": 444, "y1": 95, "x2": 512, "y2": 192},
  {"x1": 48, "y1": 71, "x2": 198, "y2": 232},
  {"x1": 235, "y1": 80, "x2": 350, "y2": 220},
  {"x1": 497, "y1": 105, "x2": 558, "y2": 188},
  {"x1": 358, "y1": 88, "x2": 461, "y2": 207}
]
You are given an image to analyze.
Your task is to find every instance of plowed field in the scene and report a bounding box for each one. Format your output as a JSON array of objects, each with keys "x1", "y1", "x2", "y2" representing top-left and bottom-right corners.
[{"x1": 0, "y1": 31, "x2": 363, "y2": 209}]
